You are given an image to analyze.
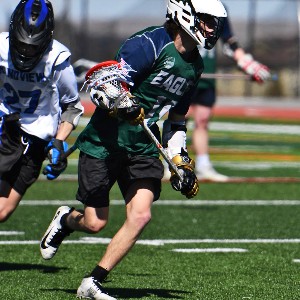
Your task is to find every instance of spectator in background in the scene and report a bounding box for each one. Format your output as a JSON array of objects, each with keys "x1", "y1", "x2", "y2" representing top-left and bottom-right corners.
[{"x1": 164, "y1": 15, "x2": 271, "y2": 182}]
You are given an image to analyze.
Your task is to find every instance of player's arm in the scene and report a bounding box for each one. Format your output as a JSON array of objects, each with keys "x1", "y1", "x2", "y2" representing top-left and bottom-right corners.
[
  {"x1": 221, "y1": 17, "x2": 271, "y2": 83},
  {"x1": 162, "y1": 109, "x2": 199, "y2": 199},
  {"x1": 43, "y1": 59, "x2": 84, "y2": 180},
  {"x1": 109, "y1": 32, "x2": 158, "y2": 125}
]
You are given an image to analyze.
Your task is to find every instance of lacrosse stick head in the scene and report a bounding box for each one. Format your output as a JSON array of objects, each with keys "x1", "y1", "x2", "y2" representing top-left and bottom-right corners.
[{"x1": 83, "y1": 60, "x2": 136, "y2": 111}]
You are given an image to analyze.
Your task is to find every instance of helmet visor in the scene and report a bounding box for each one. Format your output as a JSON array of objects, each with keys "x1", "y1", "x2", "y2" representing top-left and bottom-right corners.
[{"x1": 14, "y1": 40, "x2": 40, "y2": 58}]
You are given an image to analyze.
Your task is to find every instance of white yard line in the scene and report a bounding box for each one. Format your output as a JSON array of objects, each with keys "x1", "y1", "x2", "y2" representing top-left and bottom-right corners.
[
  {"x1": 214, "y1": 161, "x2": 300, "y2": 170},
  {"x1": 80, "y1": 118, "x2": 300, "y2": 136},
  {"x1": 207, "y1": 122, "x2": 300, "y2": 135},
  {"x1": 1, "y1": 238, "x2": 300, "y2": 246},
  {"x1": 20, "y1": 199, "x2": 300, "y2": 206},
  {"x1": 0, "y1": 231, "x2": 24, "y2": 236},
  {"x1": 171, "y1": 248, "x2": 249, "y2": 253}
]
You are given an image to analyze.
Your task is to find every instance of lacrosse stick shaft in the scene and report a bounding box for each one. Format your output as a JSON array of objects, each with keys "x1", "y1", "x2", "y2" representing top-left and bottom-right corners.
[
  {"x1": 201, "y1": 73, "x2": 278, "y2": 81},
  {"x1": 61, "y1": 144, "x2": 78, "y2": 160},
  {"x1": 141, "y1": 122, "x2": 184, "y2": 182}
]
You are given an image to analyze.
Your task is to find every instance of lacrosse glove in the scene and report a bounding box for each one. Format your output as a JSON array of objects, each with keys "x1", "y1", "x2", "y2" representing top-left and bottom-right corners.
[
  {"x1": 238, "y1": 54, "x2": 271, "y2": 83},
  {"x1": 170, "y1": 151, "x2": 199, "y2": 199},
  {"x1": 117, "y1": 96, "x2": 145, "y2": 126},
  {"x1": 43, "y1": 138, "x2": 68, "y2": 180}
]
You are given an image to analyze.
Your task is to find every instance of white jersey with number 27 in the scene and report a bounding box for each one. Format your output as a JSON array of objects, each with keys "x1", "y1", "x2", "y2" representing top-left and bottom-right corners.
[{"x1": 0, "y1": 32, "x2": 79, "y2": 141}]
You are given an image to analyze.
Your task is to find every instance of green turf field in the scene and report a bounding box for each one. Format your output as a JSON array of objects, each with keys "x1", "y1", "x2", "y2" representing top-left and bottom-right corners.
[{"x1": 1, "y1": 117, "x2": 300, "y2": 299}]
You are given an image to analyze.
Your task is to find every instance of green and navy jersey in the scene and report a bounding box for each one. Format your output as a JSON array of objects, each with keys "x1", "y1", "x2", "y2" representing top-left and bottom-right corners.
[
  {"x1": 76, "y1": 25, "x2": 204, "y2": 159},
  {"x1": 197, "y1": 17, "x2": 235, "y2": 90}
]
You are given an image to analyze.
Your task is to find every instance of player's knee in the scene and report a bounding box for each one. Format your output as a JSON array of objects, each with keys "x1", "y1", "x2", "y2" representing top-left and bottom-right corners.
[
  {"x1": 132, "y1": 211, "x2": 152, "y2": 230},
  {"x1": 194, "y1": 116, "x2": 209, "y2": 129},
  {"x1": 84, "y1": 219, "x2": 107, "y2": 234},
  {"x1": 0, "y1": 208, "x2": 12, "y2": 223}
]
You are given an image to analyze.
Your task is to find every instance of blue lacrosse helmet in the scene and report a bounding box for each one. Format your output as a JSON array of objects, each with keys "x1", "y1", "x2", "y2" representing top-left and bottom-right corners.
[{"x1": 9, "y1": 0, "x2": 54, "y2": 72}]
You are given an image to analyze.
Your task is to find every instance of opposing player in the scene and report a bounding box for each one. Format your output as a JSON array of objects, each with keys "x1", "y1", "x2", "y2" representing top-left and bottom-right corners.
[
  {"x1": 0, "y1": 0, "x2": 83, "y2": 222},
  {"x1": 40, "y1": 1, "x2": 227, "y2": 299}
]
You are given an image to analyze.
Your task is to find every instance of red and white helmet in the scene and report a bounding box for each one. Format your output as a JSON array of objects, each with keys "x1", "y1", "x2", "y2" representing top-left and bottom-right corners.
[{"x1": 167, "y1": 0, "x2": 227, "y2": 49}]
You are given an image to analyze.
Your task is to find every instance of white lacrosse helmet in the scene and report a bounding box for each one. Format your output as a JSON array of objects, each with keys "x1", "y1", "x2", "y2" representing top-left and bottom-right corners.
[{"x1": 166, "y1": 0, "x2": 227, "y2": 49}]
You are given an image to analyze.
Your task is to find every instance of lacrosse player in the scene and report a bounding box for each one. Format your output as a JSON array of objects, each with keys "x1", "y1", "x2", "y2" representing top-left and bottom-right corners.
[
  {"x1": 164, "y1": 12, "x2": 271, "y2": 182},
  {"x1": 0, "y1": 0, "x2": 83, "y2": 223},
  {"x1": 40, "y1": 1, "x2": 227, "y2": 299}
]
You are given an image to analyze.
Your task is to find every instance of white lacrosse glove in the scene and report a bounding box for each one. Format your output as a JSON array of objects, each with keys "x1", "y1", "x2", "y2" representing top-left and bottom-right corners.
[{"x1": 237, "y1": 54, "x2": 271, "y2": 83}]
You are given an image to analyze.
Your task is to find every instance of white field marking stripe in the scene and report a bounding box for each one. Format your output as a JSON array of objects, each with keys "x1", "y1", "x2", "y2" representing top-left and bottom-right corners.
[
  {"x1": 78, "y1": 237, "x2": 300, "y2": 245},
  {"x1": 81, "y1": 118, "x2": 300, "y2": 135},
  {"x1": 187, "y1": 121, "x2": 300, "y2": 135},
  {"x1": 215, "y1": 161, "x2": 300, "y2": 170},
  {"x1": 65, "y1": 160, "x2": 300, "y2": 169},
  {"x1": 171, "y1": 248, "x2": 249, "y2": 253},
  {"x1": 0, "y1": 231, "x2": 24, "y2": 236},
  {"x1": 2, "y1": 238, "x2": 300, "y2": 246},
  {"x1": 20, "y1": 200, "x2": 300, "y2": 206}
]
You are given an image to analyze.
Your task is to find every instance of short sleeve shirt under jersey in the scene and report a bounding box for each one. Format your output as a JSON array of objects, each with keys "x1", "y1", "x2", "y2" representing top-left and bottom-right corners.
[
  {"x1": 196, "y1": 16, "x2": 235, "y2": 90},
  {"x1": 75, "y1": 25, "x2": 204, "y2": 159}
]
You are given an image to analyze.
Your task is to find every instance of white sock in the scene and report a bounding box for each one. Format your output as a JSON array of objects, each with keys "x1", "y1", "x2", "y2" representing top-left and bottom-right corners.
[{"x1": 195, "y1": 154, "x2": 211, "y2": 170}]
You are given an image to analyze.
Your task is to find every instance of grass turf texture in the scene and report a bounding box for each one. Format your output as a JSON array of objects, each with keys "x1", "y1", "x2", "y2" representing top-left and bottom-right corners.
[
  {"x1": 2, "y1": 190, "x2": 300, "y2": 299},
  {"x1": 2, "y1": 117, "x2": 300, "y2": 299}
]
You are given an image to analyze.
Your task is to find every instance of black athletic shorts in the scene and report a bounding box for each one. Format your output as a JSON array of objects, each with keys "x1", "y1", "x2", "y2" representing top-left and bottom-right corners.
[
  {"x1": 76, "y1": 152, "x2": 164, "y2": 208},
  {"x1": 190, "y1": 87, "x2": 216, "y2": 108},
  {"x1": 0, "y1": 132, "x2": 47, "y2": 197}
]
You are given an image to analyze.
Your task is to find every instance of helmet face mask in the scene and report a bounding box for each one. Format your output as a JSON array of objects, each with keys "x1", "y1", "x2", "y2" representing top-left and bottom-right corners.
[
  {"x1": 194, "y1": 13, "x2": 225, "y2": 50},
  {"x1": 9, "y1": 0, "x2": 54, "y2": 72},
  {"x1": 167, "y1": 0, "x2": 227, "y2": 50}
]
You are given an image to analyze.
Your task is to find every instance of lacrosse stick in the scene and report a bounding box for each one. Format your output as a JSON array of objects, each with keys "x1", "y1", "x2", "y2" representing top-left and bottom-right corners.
[
  {"x1": 201, "y1": 73, "x2": 278, "y2": 81},
  {"x1": 61, "y1": 144, "x2": 78, "y2": 160},
  {"x1": 83, "y1": 60, "x2": 184, "y2": 182},
  {"x1": 141, "y1": 121, "x2": 184, "y2": 182}
]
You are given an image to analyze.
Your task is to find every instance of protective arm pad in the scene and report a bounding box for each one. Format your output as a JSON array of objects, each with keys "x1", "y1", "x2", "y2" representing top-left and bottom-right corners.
[
  {"x1": 162, "y1": 119, "x2": 187, "y2": 158},
  {"x1": 61, "y1": 98, "x2": 84, "y2": 128},
  {"x1": 170, "y1": 150, "x2": 199, "y2": 199},
  {"x1": 222, "y1": 37, "x2": 239, "y2": 58}
]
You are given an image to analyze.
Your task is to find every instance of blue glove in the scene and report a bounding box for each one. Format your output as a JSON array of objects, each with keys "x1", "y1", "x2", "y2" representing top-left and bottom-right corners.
[{"x1": 43, "y1": 138, "x2": 68, "y2": 180}]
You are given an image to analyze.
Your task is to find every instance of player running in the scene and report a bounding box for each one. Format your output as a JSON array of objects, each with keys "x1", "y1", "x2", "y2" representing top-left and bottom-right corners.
[
  {"x1": 0, "y1": 0, "x2": 83, "y2": 223},
  {"x1": 40, "y1": 0, "x2": 227, "y2": 299}
]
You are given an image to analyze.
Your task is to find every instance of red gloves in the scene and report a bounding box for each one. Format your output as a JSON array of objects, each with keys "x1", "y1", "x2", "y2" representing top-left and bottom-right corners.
[{"x1": 238, "y1": 54, "x2": 271, "y2": 83}]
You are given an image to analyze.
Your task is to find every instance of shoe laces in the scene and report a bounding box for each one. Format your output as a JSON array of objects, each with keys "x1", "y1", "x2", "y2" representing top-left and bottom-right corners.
[
  {"x1": 91, "y1": 278, "x2": 111, "y2": 295},
  {"x1": 49, "y1": 227, "x2": 71, "y2": 247}
]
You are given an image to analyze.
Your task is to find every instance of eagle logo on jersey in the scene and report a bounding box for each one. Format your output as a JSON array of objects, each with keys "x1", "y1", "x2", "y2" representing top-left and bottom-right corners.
[{"x1": 164, "y1": 57, "x2": 175, "y2": 69}]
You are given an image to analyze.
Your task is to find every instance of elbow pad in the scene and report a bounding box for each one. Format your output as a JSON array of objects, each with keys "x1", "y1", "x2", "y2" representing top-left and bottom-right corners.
[
  {"x1": 223, "y1": 37, "x2": 239, "y2": 58},
  {"x1": 61, "y1": 99, "x2": 84, "y2": 128}
]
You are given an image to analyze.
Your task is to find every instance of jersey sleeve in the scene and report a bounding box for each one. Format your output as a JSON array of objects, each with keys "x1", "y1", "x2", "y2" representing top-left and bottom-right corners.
[
  {"x1": 115, "y1": 33, "x2": 157, "y2": 85},
  {"x1": 54, "y1": 59, "x2": 79, "y2": 104},
  {"x1": 221, "y1": 15, "x2": 235, "y2": 43}
]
